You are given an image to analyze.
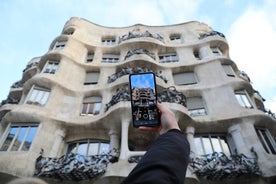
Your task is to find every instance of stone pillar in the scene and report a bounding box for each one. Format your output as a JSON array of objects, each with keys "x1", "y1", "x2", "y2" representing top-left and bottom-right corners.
[
  {"x1": 109, "y1": 130, "x2": 119, "y2": 151},
  {"x1": 199, "y1": 45, "x2": 210, "y2": 59},
  {"x1": 228, "y1": 124, "x2": 251, "y2": 155},
  {"x1": 49, "y1": 129, "x2": 65, "y2": 157},
  {"x1": 186, "y1": 126, "x2": 196, "y2": 157},
  {"x1": 119, "y1": 118, "x2": 130, "y2": 160}
]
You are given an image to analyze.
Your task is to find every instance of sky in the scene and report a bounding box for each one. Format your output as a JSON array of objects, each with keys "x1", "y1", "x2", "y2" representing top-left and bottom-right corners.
[
  {"x1": 130, "y1": 73, "x2": 156, "y2": 90},
  {"x1": 0, "y1": 0, "x2": 275, "y2": 112}
]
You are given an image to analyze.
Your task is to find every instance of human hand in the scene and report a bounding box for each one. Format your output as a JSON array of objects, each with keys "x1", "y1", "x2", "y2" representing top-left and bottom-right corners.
[{"x1": 139, "y1": 103, "x2": 180, "y2": 135}]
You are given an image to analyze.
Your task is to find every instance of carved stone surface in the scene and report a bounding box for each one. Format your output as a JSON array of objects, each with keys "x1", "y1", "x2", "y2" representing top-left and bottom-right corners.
[
  {"x1": 189, "y1": 148, "x2": 262, "y2": 180},
  {"x1": 105, "y1": 86, "x2": 186, "y2": 112},
  {"x1": 125, "y1": 49, "x2": 155, "y2": 60},
  {"x1": 34, "y1": 148, "x2": 119, "y2": 181},
  {"x1": 199, "y1": 30, "x2": 225, "y2": 39},
  {"x1": 118, "y1": 30, "x2": 164, "y2": 43},
  {"x1": 107, "y1": 67, "x2": 167, "y2": 83}
]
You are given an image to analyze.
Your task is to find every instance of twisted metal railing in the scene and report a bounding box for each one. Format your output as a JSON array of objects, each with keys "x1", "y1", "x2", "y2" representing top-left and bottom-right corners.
[
  {"x1": 107, "y1": 67, "x2": 168, "y2": 84},
  {"x1": 105, "y1": 86, "x2": 186, "y2": 112},
  {"x1": 199, "y1": 30, "x2": 225, "y2": 39},
  {"x1": 34, "y1": 149, "x2": 119, "y2": 181},
  {"x1": 118, "y1": 30, "x2": 164, "y2": 44},
  {"x1": 189, "y1": 148, "x2": 262, "y2": 180}
]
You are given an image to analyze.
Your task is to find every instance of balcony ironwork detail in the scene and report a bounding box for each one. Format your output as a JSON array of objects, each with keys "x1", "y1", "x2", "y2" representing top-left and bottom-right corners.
[
  {"x1": 107, "y1": 67, "x2": 168, "y2": 84},
  {"x1": 11, "y1": 80, "x2": 24, "y2": 88},
  {"x1": 105, "y1": 86, "x2": 186, "y2": 112},
  {"x1": 105, "y1": 87, "x2": 131, "y2": 112},
  {"x1": 125, "y1": 49, "x2": 155, "y2": 60},
  {"x1": 118, "y1": 30, "x2": 164, "y2": 44},
  {"x1": 23, "y1": 60, "x2": 39, "y2": 72},
  {"x1": 264, "y1": 108, "x2": 276, "y2": 119},
  {"x1": 189, "y1": 148, "x2": 262, "y2": 180},
  {"x1": 157, "y1": 86, "x2": 187, "y2": 107},
  {"x1": 34, "y1": 148, "x2": 119, "y2": 181},
  {"x1": 199, "y1": 30, "x2": 225, "y2": 40},
  {"x1": 0, "y1": 96, "x2": 20, "y2": 107}
]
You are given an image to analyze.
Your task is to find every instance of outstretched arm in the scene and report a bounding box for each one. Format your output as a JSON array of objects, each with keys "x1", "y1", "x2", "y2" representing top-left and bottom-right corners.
[{"x1": 121, "y1": 103, "x2": 190, "y2": 184}]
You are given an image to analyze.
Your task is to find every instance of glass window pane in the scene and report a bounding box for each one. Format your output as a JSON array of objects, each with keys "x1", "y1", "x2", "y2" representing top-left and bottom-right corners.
[
  {"x1": 99, "y1": 143, "x2": 110, "y2": 154},
  {"x1": 220, "y1": 137, "x2": 231, "y2": 156},
  {"x1": 29, "y1": 89, "x2": 38, "y2": 102},
  {"x1": 82, "y1": 104, "x2": 88, "y2": 114},
  {"x1": 11, "y1": 127, "x2": 28, "y2": 151},
  {"x1": 68, "y1": 143, "x2": 77, "y2": 154},
  {"x1": 210, "y1": 137, "x2": 222, "y2": 153},
  {"x1": 235, "y1": 94, "x2": 244, "y2": 106},
  {"x1": 88, "y1": 143, "x2": 98, "y2": 155},
  {"x1": 22, "y1": 126, "x2": 38, "y2": 151},
  {"x1": 202, "y1": 137, "x2": 213, "y2": 154},
  {"x1": 40, "y1": 91, "x2": 50, "y2": 106},
  {"x1": 0, "y1": 127, "x2": 18, "y2": 151},
  {"x1": 93, "y1": 103, "x2": 101, "y2": 115},
  {"x1": 11, "y1": 127, "x2": 27, "y2": 151},
  {"x1": 241, "y1": 94, "x2": 252, "y2": 108},
  {"x1": 77, "y1": 143, "x2": 88, "y2": 156},
  {"x1": 194, "y1": 137, "x2": 204, "y2": 155},
  {"x1": 35, "y1": 90, "x2": 44, "y2": 104},
  {"x1": 88, "y1": 103, "x2": 94, "y2": 114}
]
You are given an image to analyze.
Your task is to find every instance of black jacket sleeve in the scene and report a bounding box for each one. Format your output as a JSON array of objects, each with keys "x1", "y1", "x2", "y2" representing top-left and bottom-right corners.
[{"x1": 121, "y1": 129, "x2": 190, "y2": 184}]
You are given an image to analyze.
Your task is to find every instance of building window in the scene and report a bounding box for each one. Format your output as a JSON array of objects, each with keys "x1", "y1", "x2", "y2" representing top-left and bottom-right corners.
[
  {"x1": 0, "y1": 124, "x2": 38, "y2": 152},
  {"x1": 170, "y1": 34, "x2": 181, "y2": 43},
  {"x1": 84, "y1": 72, "x2": 100, "y2": 85},
  {"x1": 53, "y1": 41, "x2": 66, "y2": 50},
  {"x1": 255, "y1": 127, "x2": 276, "y2": 154},
  {"x1": 42, "y1": 60, "x2": 59, "y2": 74},
  {"x1": 86, "y1": 53, "x2": 94, "y2": 63},
  {"x1": 26, "y1": 86, "x2": 50, "y2": 106},
  {"x1": 187, "y1": 97, "x2": 207, "y2": 116},
  {"x1": 68, "y1": 140, "x2": 109, "y2": 156},
  {"x1": 235, "y1": 90, "x2": 253, "y2": 108},
  {"x1": 102, "y1": 38, "x2": 116, "y2": 46},
  {"x1": 159, "y1": 53, "x2": 179, "y2": 63},
  {"x1": 193, "y1": 49, "x2": 201, "y2": 60},
  {"x1": 81, "y1": 97, "x2": 102, "y2": 116},
  {"x1": 211, "y1": 47, "x2": 222, "y2": 56},
  {"x1": 194, "y1": 134, "x2": 231, "y2": 156},
  {"x1": 173, "y1": 72, "x2": 198, "y2": 85},
  {"x1": 222, "y1": 65, "x2": 235, "y2": 77},
  {"x1": 102, "y1": 54, "x2": 120, "y2": 63}
]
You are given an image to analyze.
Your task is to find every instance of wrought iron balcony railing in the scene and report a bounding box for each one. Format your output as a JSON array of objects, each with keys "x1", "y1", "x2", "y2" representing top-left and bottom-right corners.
[
  {"x1": 199, "y1": 30, "x2": 225, "y2": 40},
  {"x1": 107, "y1": 67, "x2": 168, "y2": 84},
  {"x1": 104, "y1": 86, "x2": 187, "y2": 112},
  {"x1": 125, "y1": 49, "x2": 155, "y2": 60},
  {"x1": 118, "y1": 30, "x2": 164, "y2": 44},
  {"x1": 34, "y1": 148, "x2": 119, "y2": 181},
  {"x1": 189, "y1": 148, "x2": 262, "y2": 180}
]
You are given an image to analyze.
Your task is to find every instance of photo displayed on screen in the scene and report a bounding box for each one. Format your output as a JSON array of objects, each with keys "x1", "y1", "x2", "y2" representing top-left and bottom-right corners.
[{"x1": 130, "y1": 73, "x2": 160, "y2": 127}]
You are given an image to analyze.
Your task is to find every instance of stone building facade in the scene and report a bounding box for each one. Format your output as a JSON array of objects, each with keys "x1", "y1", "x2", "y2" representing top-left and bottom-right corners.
[{"x1": 0, "y1": 17, "x2": 275, "y2": 184}]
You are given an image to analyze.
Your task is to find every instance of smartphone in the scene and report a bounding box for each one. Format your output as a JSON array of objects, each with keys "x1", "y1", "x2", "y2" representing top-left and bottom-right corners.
[{"x1": 129, "y1": 72, "x2": 160, "y2": 128}]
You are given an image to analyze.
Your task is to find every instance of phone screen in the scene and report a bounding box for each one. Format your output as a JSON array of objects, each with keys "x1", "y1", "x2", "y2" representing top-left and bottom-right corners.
[{"x1": 129, "y1": 72, "x2": 160, "y2": 127}]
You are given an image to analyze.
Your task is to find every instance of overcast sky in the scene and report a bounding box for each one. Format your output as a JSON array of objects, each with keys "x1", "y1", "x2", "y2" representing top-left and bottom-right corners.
[{"x1": 0, "y1": 0, "x2": 275, "y2": 112}]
